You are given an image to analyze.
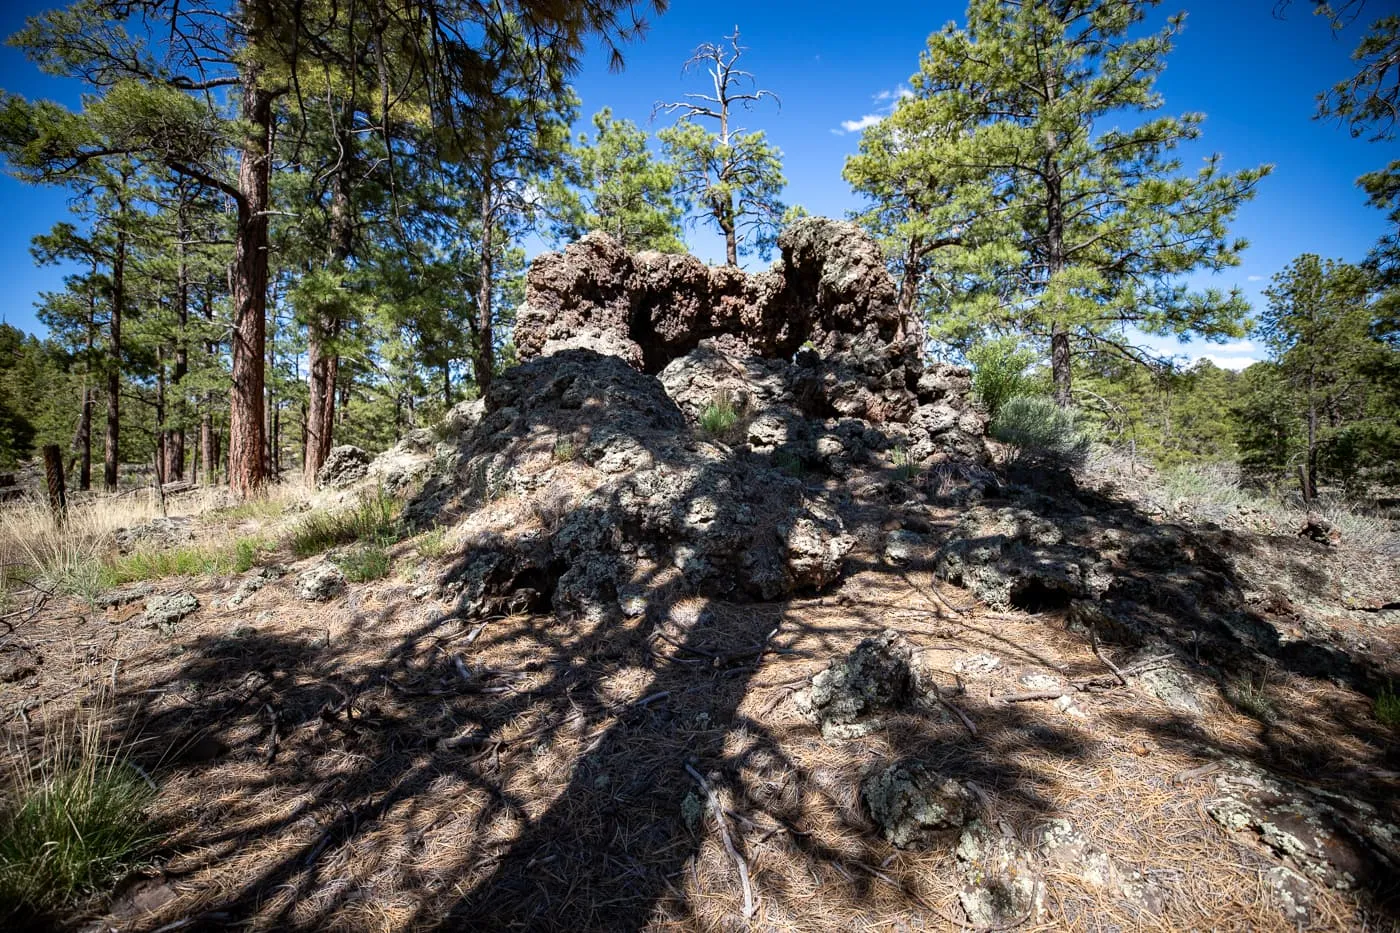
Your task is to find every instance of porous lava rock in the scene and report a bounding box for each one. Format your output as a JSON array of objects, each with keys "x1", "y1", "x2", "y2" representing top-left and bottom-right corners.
[
  {"x1": 296, "y1": 563, "x2": 346, "y2": 601},
  {"x1": 419, "y1": 350, "x2": 855, "y2": 622},
  {"x1": 514, "y1": 217, "x2": 988, "y2": 467},
  {"x1": 797, "y1": 630, "x2": 915, "y2": 739},
  {"x1": 143, "y1": 591, "x2": 199, "y2": 628},
  {"x1": 316, "y1": 445, "x2": 372, "y2": 488},
  {"x1": 862, "y1": 760, "x2": 977, "y2": 848}
]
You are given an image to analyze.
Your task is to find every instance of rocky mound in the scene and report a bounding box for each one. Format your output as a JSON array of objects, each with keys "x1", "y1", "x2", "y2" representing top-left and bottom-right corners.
[
  {"x1": 381, "y1": 219, "x2": 992, "y2": 622},
  {"x1": 414, "y1": 350, "x2": 854, "y2": 622}
]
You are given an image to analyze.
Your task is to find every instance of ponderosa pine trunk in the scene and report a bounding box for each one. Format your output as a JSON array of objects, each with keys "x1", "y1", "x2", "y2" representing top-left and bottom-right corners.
[
  {"x1": 228, "y1": 51, "x2": 274, "y2": 497},
  {"x1": 304, "y1": 113, "x2": 353, "y2": 484},
  {"x1": 104, "y1": 183, "x2": 128, "y2": 493},
  {"x1": 167, "y1": 197, "x2": 189, "y2": 481},
  {"x1": 72, "y1": 287, "x2": 95, "y2": 491},
  {"x1": 474, "y1": 175, "x2": 496, "y2": 396}
]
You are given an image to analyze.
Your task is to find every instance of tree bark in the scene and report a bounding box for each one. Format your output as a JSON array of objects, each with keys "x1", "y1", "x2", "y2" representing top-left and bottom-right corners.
[
  {"x1": 167, "y1": 195, "x2": 189, "y2": 481},
  {"x1": 104, "y1": 181, "x2": 128, "y2": 493},
  {"x1": 1051, "y1": 326, "x2": 1072, "y2": 407},
  {"x1": 200, "y1": 403, "x2": 216, "y2": 486},
  {"x1": 304, "y1": 113, "x2": 354, "y2": 484},
  {"x1": 897, "y1": 234, "x2": 924, "y2": 350},
  {"x1": 228, "y1": 54, "x2": 275, "y2": 497},
  {"x1": 474, "y1": 174, "x2": 496, "y2": 396},
  {"x1": 72, "y1": 289, "x2": 95, "y2": 491}
]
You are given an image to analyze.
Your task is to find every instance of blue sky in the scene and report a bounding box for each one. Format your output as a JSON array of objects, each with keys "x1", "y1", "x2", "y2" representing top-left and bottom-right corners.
[{"x1": 2, "y1": 0, "x2": 1395, "y2": 371}]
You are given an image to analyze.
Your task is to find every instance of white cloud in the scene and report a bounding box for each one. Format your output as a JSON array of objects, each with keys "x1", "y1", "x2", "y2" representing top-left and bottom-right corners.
[
  {"x1": 1246, "y1": 274, "x2": 1263, "y2": 282},
  {"x1": 1196, "y1": 354, "x2": 1259, "y2": 371},
  {"x1": 1212, "y1": 339, "x2": 1256, "y2": 354},
  {"x1": 838, "y1": 113, "x2": 884, "y2": 134},
  {"x1": 835, "y1": 86, "x2": 915, "y2": 135}
]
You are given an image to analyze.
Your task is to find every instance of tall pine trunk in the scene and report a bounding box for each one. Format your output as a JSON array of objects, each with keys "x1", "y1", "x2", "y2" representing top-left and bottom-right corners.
[
  {"x1": 228, "y1": 2, "x2": 275, "y2": 497},
  {"x1": 304, "y1": 114, "x2": 353, "y2": 484},
  {"x1": 897, "y1": 235, "x2": 924, "y2": 349},
  {"x1": 1044, "y1": 146, "x2": 1073, "y2": 408},
  {"x1": 72, "y1": 286, "x2": 95, "y2": 491},
  {"x1": 104, "y1": 182, "x2": 128, "y2": 493},
  {"x1": 167, "y1": 196, "x2": 189, "y2": 481},
  {"x1": 303, "y1": 110, "x2": 355, "y2": 479},
  {"x1": 474, "y1": 175, "x2": 496, "y2": 396}
]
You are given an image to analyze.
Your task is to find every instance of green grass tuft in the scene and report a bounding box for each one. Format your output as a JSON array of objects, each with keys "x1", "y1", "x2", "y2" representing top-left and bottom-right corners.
[
  {"x1": 891, "y1": 445, "x2": 919, "y2": 481},
  {"x1": 552, "y1": 437, "x2": 577, "y2": 463},
  {"x1": 289, "y1": 489, "x2": 401, "y2": 558},
  {"x1": 0, "y1": 729, "x2": 155, "y2": 916},
  {"x1": 334, "y1": 543, "x2": 391, "y2": 583},
  {"x1": 698, "y1": 396, "x2": 739, "y2": 437},
  {"x1": 1376, "y1": 683, "x2": 1400, "y2": 726}
]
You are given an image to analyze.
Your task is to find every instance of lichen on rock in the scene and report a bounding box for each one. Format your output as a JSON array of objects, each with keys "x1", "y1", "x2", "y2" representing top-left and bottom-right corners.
[
  {"x1": 797, "y1": 630, "x2": 914, "y2": 739},
  {"x1": 862, "y1": 760, "x2": 977, "y2": 848}
]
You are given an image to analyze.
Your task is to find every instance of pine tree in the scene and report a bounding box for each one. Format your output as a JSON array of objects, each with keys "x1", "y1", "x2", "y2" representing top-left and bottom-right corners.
[
  {"x1": 545, "y1": 108, "x2": 686, "y2": 252},
  {"x1": 861, "y1": 0, "x2": 1269, "y2": 404},
  {"x1": 656, "y1": 29, "x2": 787, "y2": 265},
  {"x1": 1256, "y1": 254, "x2": 1393, "y2": 497}
]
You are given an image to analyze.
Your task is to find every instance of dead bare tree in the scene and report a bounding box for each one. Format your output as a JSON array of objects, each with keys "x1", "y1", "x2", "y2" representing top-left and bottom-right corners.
[{"x1": 654, "y1": 28, "x2": 787, "y2": 266}]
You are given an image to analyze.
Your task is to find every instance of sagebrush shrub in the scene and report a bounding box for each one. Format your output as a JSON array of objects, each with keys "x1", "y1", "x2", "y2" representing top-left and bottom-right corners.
[{"x1": 990, "y1": 396, "x2": 1091, "y2": 465}]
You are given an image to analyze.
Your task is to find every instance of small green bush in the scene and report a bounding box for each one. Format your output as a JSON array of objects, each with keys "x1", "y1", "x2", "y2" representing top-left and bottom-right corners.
[
  {"x1": 233, "y1": 537, "x2": 262, "y2": 573},
  {"x1": 968, "y1": 337, "x2": 1036, "y2": 418},
  {"x1": 334, "y1": 544, "x2": 391, "y2": 583},
  {"x1": 552, "y1": 437, "x2": 577, "y2": 463},
  {"x1": 698, "y1": 396, "x2": 739, "y2": 437},
  {"x1": 773, "y1": 450, "x2": 806, "y2": 478},
  {"x1": 0, "y1": 739, "x2": 155, "y2": 915},
  {"x1": 416, "y1": 527, "x2": 449, "y2": 559},
  {"x1": 1225, "y1": 673, "x2": 1278, "y2": 724},
  {"x1": 289, "y1": 488, "x2": 400, "y2": 558},
  {"x1": 891, "y1": 445, "x2": 919, "y2": 481},
  {"x1": 990, "y1": 396, "x2": 1091, "y2": 466},
  {"x1": 1376, "y1": 683, "x2": 1400, "y2": 726}
]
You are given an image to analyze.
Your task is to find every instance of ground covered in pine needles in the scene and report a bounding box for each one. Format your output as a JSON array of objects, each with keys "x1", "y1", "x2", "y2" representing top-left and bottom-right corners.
[{"x1": 1, "y1": 454, "x2": 1398, "y2": 932}]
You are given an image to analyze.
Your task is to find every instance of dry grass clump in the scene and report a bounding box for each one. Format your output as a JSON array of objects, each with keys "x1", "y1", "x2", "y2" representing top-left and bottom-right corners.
[
  {"x1": 0, "y1": 482, "x2": 305, "y2": 600},
  {"x1": 1084, "y1": 451, "x2": 1400, "y2": 556},
  {"x1": 0, "y1": 707, "x2": 156, "y2": 919},
  {"x1": 289, "y1": 487, "x2": 401, "y2": 558}
]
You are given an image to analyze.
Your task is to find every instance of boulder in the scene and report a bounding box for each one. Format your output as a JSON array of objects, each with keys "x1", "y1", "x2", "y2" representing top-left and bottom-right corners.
[
  {"x1": 797, "y1": 630, "x2": 914, "y2": 739},
  {"x1": 863, "y1": 760, "x2": 977, "y2": 848},
  {"x1": 114, "y1": 517, "x2": 194, "y2": 555},
  {"x1": 425, "y1": 350, "x2": 854, "y2": 623},
  {"x1": 316, "y1": 445, "x2": 372, "y2": 488}
]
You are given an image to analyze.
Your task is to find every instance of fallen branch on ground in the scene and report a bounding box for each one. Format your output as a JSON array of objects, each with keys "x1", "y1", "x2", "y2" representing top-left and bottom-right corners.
[{"x1": 685, "y1": 761, "x2": 756, "y2": 920}]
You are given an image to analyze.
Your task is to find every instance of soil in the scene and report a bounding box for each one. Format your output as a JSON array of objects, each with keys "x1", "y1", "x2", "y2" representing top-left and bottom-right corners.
[{"x1": 3, "y1": 456, "x2": 1398, "y2": 932}]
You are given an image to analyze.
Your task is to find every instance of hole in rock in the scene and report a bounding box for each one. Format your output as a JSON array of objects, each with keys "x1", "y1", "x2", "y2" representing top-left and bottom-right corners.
[{"x1": 1008, "y1": 579, "x2": 1074, "y2": 614}]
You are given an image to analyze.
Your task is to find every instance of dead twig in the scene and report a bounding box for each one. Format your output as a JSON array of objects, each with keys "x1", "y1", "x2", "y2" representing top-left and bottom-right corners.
[
  {"x1": 932, "y1": 684, "x2": 977, "y2": 736},
  {"x1": 684, "y1": 761, "x2": 756, "y2": 920},
  {"x1": 1089, "y1": 627, "x2": 1128, "y2": 687}
]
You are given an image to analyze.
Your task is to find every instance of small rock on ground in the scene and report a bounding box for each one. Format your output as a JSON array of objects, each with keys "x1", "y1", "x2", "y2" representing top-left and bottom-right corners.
[
  {"x1": 143, "y1": 591, "x2": 199, "y2": 628},
  {"x1": 296, "y1": 563, "x2": 346, "y2": 601}
]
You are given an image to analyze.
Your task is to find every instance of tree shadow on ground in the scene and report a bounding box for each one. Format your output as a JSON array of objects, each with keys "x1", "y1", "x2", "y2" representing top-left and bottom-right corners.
[{"x1": 82, "y1": 393, "x2": 1399, "y2": 929}]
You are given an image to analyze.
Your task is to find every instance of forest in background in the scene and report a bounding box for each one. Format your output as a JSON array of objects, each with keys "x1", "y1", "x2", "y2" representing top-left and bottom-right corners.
[{"x1": 0, "y1": 0, "x2": 1394, "y2": 503}]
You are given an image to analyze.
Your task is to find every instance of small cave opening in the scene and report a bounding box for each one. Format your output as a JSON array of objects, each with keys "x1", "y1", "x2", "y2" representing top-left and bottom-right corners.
[{"x1": 1008, "y1": 578, "x2": 1074, "y2": 614}]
